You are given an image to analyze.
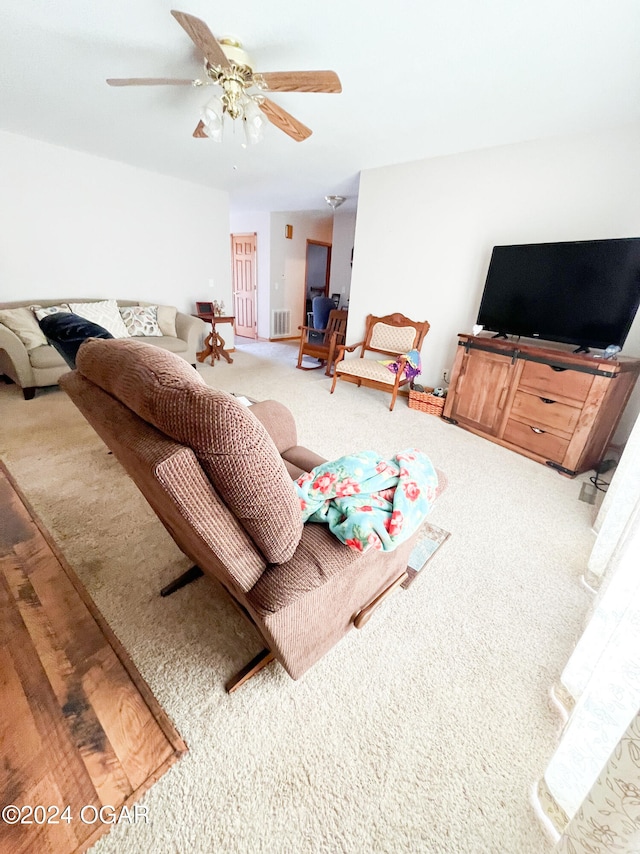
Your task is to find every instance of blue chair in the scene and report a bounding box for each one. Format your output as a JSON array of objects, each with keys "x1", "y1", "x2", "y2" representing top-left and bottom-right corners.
[{"x1": 308, "y1": 297, "x2": 335, "y2": 343}]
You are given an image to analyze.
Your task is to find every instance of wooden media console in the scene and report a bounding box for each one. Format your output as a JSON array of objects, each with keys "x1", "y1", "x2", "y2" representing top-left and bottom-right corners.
[{"x1": 442, "y1": 334, "x2": 640, "y2": 476}]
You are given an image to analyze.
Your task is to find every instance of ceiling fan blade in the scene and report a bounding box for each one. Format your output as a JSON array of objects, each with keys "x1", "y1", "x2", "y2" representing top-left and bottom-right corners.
[
  {"x1": 259, "y1": 98, "x2": 312, "y2": 142},
  {"x1": 170, "y1": 10, "x2": 230, "y2": 68},
  {"x1": 193, "y1": 121, "x2": 208, "y2": 138},
  {"x1": 260, "y1": 71, "x2": 342, "y2": 93},
  {"x1": 107, "y1": 78, "x2": 194, "y2": 87}
]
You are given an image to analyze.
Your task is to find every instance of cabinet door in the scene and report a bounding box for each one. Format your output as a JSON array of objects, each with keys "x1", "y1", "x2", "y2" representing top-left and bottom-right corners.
[{"x1": 449, "y1": 349, "x2": 516, "y2": 435}]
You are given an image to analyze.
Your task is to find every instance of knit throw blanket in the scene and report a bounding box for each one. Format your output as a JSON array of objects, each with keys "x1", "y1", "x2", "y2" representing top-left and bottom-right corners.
[
  {"x1": 381, "y1": 348, "x2": 422, "y2": 381},
  {"x1": 295, "y1": 449, "x2": 438, "y2": 552}
]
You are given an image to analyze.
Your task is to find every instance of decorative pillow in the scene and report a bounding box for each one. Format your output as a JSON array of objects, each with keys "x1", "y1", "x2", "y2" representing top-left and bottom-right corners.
[
  {"x1": 119, "y1": 305, "x2": 163, "y2": 337},
  {"x1": 30, "y1": 304, "x2": 72, "y2": 321},
  {"x1": 0, "y1": 307, "x2": 48, "y2": 350},
  {"x1": 68, "y1": 300, "x2": 129, "y2": 339},
  {"x1": 75, "y1": 338, "x2": 303, "y2": 565},
  {"x1": 156, "y1": 305, "x2": 178, "y2": 338}
]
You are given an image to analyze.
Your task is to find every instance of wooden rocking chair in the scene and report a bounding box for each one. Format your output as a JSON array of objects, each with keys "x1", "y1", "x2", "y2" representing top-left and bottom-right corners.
[{"x1": 297, "y1": 309, "x2": 348, "y2": 376}]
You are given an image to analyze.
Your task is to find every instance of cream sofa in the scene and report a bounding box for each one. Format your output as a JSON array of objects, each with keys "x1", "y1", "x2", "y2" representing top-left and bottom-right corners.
[{"x1": 0, "y1": 299, "x2": 204, "y2": 399}]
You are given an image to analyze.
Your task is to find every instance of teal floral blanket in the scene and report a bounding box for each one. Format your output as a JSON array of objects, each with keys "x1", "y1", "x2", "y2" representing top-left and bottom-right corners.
[{"x1": 295, "y1": 449, "x2": 438, "y2": 552}]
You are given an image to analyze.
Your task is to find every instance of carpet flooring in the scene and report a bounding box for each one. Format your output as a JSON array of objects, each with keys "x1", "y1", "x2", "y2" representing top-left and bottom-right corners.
[{"x1": 0, "y1": 340, "x2": 596, "y2": 853}]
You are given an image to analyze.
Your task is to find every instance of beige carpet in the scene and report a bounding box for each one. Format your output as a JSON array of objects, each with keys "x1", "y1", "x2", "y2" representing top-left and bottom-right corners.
[{"x1": 0, "y1": 341, "x2": 596, "y2": 854}]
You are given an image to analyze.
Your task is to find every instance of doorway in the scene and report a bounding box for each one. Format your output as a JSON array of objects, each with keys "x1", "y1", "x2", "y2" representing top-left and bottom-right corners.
[
  {"x1": 304, "y1": 240, "x2": 332, "y2": 327},
  {"x1": 231, "y1": 233, "x2": 257, "y2": 339}
]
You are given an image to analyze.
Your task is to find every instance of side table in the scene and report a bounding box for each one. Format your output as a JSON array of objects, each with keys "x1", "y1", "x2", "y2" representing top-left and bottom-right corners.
[{"x1": 194, "y1": 314, "x2": 235, "y2": 366}]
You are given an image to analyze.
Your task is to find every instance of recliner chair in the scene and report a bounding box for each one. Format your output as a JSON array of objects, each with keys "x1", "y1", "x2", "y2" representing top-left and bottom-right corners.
[{"x1": 60, "y1": 338, "x2": 443, "y2": 691}]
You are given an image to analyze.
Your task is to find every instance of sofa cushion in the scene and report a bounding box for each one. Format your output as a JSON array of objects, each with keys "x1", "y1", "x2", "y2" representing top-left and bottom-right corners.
[
  {"x1": 68, "y1": 300, "x2": 130, "y2": 339},
  {"x1": 147, "y1": 337, "x2": 189, "y2": 355},
  {"x1": 28, "y1": 344, "x2": 67, "y2": 369},
  {"x1": 120, "y1": 305, "x2": 163, "y2": 337},
  {"x1": 75, "y1": 338, "x2": 303, "y2": 564},
  {"x1": 156, "y1": 305, "x2": 178, "y2": 337},
  {"x1": 0, "y1": 307, "x2": 48, "y2": 350}
]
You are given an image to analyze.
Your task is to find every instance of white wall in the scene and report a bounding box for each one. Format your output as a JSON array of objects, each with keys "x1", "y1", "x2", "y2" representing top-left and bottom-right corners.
[
  {"x1": 329, "y1": 206, "x2": 357, "y2": 308},
  {"x1": 0, "y1": 130, "x2": 231, "y2": 317},
  {"x1": 229, "y1": 210, "x2": 333, "y2": 339},
  {"x1": 351, "y1": 124, "x2": 640, "y2": 440},
  {"x1": 270, "y1": 212, "x2": 332, "y2": 336}
]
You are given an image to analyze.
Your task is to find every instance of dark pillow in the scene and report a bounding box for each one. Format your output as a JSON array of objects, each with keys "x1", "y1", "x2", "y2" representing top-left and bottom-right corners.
[
  {"x1": 75, "y1": 338, "x2": 303, "y2": 564},
  {"x1": 39, "y1": 312, "x2": 113, "y2": 368}
]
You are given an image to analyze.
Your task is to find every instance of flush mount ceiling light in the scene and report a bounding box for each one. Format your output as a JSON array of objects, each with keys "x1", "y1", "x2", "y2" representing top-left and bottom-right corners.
[
  {"x1": 325, "y1": 195, "x2": 346, "y2": 210},
  {"x1": 106, "y1": 10, "x2": 342, "y2": 145}
]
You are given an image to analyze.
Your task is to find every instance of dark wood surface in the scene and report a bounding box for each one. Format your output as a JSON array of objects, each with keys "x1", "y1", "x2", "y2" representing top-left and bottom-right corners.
[
  {"x1": 194, "y1": 314, "x2": 235, "y2": 365},
  {"x1": 0, "y1": 461, "x2": 187, "y2": 854}
]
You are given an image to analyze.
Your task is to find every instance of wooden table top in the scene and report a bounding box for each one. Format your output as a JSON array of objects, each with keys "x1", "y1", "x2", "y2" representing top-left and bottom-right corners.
[
  {"x1": 193, "y1": 313, "x2": 235, "y2": 324},
  {"x1": 0, "y1": 461, "x2": 187, "y2": 854}
]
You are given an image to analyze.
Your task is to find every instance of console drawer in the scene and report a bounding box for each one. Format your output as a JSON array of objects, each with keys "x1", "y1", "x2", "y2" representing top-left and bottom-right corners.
[
  {"x1": 510, "y1": 390, "x2": 581, "y2": 435},
  {"x1": 518, "y1": 361, "x2": 594, "y2": 403},
  {"x1": 503, "y1": 418, "x2": 570, "y2": 462}
]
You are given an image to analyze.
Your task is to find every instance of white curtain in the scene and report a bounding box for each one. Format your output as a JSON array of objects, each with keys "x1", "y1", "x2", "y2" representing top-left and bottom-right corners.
[
  {"x1": 587, "y1": 411, "x2": 640, "y2": 587},
  {"x1": 535, "y1": 412, "x2": 640, "y2": 850},
  {"x1": 556, "y1": 708, "x2": 640, "y2": 853}
]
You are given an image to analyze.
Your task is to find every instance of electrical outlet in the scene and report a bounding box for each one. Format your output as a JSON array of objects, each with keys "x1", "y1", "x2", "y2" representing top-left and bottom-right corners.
[{"x1": 443, "y1": 369, "x2": 450, "y2": 384}]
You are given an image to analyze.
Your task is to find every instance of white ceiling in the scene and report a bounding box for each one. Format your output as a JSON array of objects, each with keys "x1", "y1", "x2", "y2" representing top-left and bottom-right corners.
[{"x1": 2, "y1": 1, "x2": 640, "y2": 213}]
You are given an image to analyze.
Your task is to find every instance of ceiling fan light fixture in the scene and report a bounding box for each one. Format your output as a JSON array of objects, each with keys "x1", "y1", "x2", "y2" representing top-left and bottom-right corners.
[
  {"x1": 325, "y1": 195, "x2": 346, "y2": 210},
  {"x1": 107, "y1": 11, "x2": 342, "y2": 146},
  {"x1": 201, "y1": 94, "x2": 224, "y2": 141},
  {"x1": 218, "y1": 38, "x2": 254, "y2": 72},
  {"x1": 243, "y1": 97, "x2": 267, "y2": 146}
]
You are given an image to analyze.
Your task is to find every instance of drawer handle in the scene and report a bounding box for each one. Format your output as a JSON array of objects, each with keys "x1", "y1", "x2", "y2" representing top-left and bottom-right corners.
[
  {"x1": 530, "y1": 426, "x2": 546, "y2": 434},
  {"x1": 539, "y1": 397, "x2": 556, "y2": 404},
  {"x1": 551, "y1": 366, "x2": 567, "y2": 372}
]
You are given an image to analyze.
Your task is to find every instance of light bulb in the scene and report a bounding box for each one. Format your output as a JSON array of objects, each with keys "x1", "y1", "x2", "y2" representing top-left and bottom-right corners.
[
  {"x1": 201, "y1": 95, "x2": 224, "y2": 142},
  {"x1": 243, "y1": 98, "x2": 266, "y2": 146}
]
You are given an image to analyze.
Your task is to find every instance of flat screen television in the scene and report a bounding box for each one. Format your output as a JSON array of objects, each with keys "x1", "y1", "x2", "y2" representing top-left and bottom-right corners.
[{"x1": 476, "y1": 238, "x2": 640, "y2": 351}]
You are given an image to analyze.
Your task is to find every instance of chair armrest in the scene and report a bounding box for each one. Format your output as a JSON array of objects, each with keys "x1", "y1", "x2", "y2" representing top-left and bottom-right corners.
[
  {"x1": 175, "y1": 312, "x2": 206, "y2": 363},
  {"x1": 333, "y1": 339, "x2": 364, "y2": 365},
  {"x1": 250, "y1": 400, "x2": 298, "y2": 454},
  {"x1": 0, "y1": 324, "x2": 36, "y2": 387},
  {"x1": 298, "y1": 324, "x2": 325, "y2": 334},
  {"x1": 175, "y1": 311, "x2": 205, "y2": 342}
]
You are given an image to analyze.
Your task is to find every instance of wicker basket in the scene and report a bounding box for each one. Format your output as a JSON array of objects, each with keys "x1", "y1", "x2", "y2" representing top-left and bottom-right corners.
[{"x1": 408, "y1": 388, "x2": 446, "y2": 415}]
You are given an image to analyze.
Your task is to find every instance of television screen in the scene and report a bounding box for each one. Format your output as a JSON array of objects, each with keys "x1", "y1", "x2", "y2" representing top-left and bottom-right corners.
[{"x1": 476, "y1": 238, "x2": 640, "y2": 351}]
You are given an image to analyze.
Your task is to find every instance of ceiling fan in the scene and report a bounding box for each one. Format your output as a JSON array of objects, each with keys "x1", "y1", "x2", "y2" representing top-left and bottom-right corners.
[{"x1": 106, "y1": 10, "x2": 342, "y2": 144}]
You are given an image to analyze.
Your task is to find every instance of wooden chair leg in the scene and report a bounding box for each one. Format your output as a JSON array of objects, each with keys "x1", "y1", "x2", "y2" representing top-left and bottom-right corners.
[
  {"x1": 325, "y1": 336, "x2": 337, "y2": 376},
  {"x1": 296, "y1": 336, "x2": 305, "y2": 369},
  {"x1": 390, "y1": 376, "x2": 404, "y2": 411},
  {"x1": 226, "y1": 649, "x2": 275, "y2": 693}
]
